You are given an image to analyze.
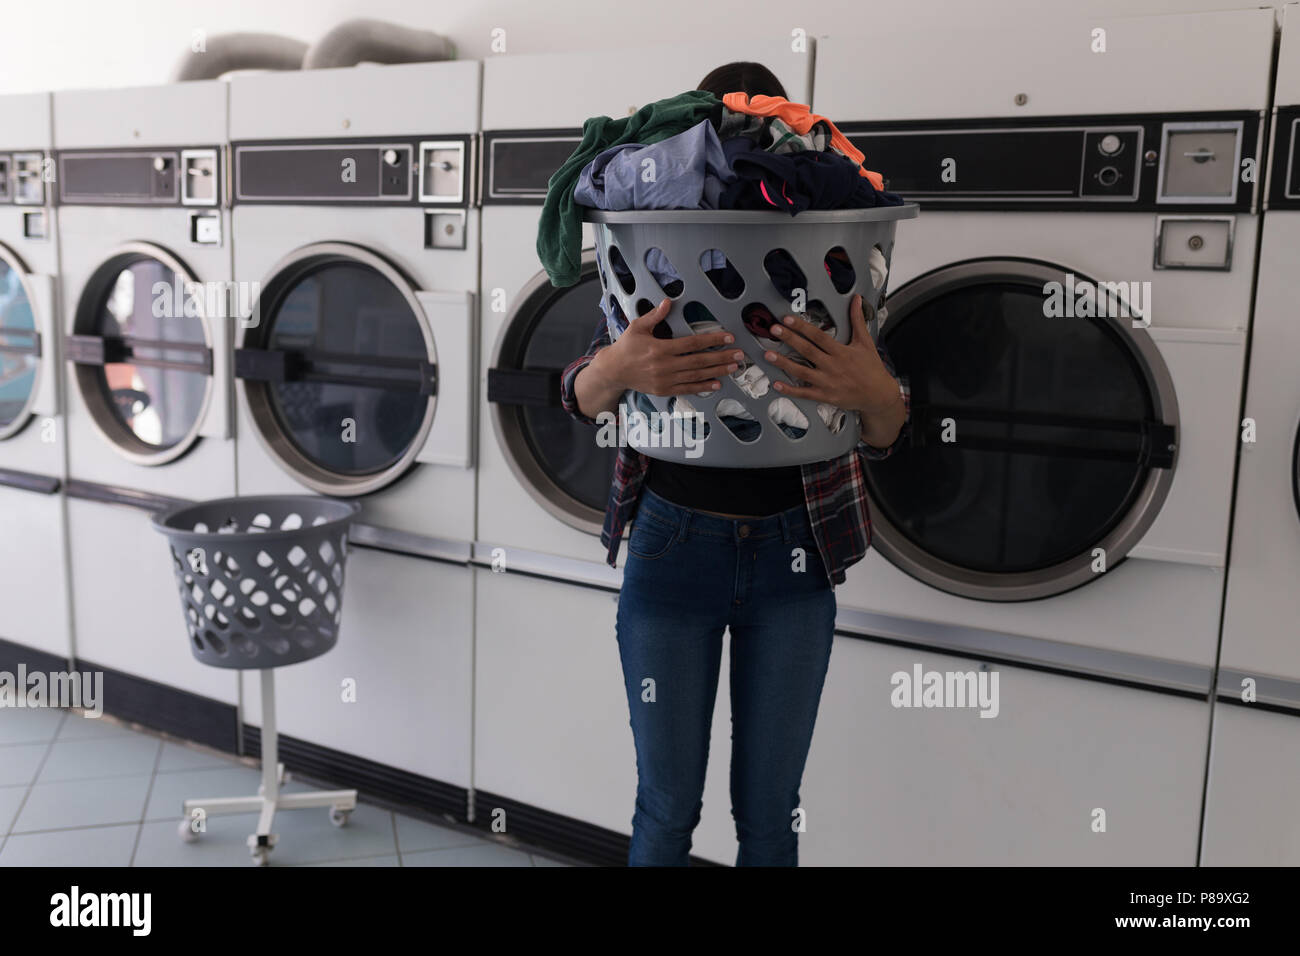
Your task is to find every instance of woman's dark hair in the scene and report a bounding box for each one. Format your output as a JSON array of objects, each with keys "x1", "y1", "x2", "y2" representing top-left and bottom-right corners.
[{"x1": 697, "y1": 61, "x2": 788, "y2": 99}]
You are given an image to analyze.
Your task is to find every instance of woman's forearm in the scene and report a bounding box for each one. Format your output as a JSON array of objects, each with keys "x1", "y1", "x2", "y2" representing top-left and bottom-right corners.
[
  {"x1": 574, "y1": 348, "x2": 627, "y2": 420},
  {"x1": 858, "y1": 384, "x2": 907, "y2": 450}
]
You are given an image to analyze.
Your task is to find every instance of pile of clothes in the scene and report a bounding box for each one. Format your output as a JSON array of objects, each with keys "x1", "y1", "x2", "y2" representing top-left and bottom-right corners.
[
  {"x1": 540, "y1": 89, "x2": 903, "y2": 443},
  {"x1": 538, "y1": 90, "x2": 903, "y2": 287}
]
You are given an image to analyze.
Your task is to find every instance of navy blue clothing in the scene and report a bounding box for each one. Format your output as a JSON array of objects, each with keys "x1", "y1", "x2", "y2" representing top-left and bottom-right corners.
[{"x1": 718, "y1": 137, "x2": 905, "y2": 214}]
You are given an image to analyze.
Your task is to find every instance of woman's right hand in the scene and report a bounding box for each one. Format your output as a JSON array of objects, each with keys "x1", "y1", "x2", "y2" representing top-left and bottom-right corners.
[{"x1": 588, "y1": 298, "x2": 744, "y2": 397}]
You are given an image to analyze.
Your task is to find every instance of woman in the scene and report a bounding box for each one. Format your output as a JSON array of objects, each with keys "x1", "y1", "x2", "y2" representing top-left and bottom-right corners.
[{"x1": 560, "y1": 62, "x2": 910, "y2": 866}]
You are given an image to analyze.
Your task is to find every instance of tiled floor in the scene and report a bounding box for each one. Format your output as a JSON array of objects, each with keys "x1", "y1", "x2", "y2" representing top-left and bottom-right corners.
[{"x1": 0, "y1": 707, "x2": 573, "y2": 867}]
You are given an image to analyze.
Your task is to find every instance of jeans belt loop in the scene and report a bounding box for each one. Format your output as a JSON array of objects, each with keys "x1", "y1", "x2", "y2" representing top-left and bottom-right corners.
[{"x1": 676, "y1": 507, "x2": 691, "y2": 543}]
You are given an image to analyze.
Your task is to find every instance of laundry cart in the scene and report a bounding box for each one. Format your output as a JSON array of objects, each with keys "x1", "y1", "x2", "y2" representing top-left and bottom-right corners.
[{"x1": 154, "y1": 495, "x2": 361, "y2": 866}]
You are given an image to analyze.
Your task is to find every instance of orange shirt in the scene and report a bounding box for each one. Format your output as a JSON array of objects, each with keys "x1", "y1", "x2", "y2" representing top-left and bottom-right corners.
[{"x1": 721, "y1": 92, "x2": 886, "y2": 192}]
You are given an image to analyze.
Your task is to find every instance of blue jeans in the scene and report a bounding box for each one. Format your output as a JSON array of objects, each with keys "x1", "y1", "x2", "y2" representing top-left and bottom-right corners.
[{"x1": 615, "y1": 488, "x2": 836, "y2": 866}]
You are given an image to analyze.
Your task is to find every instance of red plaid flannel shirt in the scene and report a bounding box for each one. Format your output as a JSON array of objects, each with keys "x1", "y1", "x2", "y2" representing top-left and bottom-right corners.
[{"x1": 559, "y1": 318, "x2": 911, "y2": 585}]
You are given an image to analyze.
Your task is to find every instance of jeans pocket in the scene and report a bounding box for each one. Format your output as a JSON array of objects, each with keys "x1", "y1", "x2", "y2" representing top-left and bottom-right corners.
[
  {"x1": 627, "y1": 514, "x2": 678, "y2": 560},
  {"x1": 789, "y1": 533, "x2": 829, "y2": 585}
]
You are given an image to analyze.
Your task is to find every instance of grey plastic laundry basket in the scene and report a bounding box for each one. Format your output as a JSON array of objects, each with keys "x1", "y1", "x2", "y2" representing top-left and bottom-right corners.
[
  {"x1": 585, "y1": 205, "x2": 918, "y2": 467},
  {"x1": 152, "y1": 495, "x2": 362, "y2": 669}
]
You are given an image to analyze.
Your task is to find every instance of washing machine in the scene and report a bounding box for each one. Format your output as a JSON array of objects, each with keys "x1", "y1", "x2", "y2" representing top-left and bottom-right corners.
[
  {"x1": 54, "y1": 81, "x2": 240, "y2": 723},
  {"x1": 475, "y1": 40, "x2": 811, "y2": 862},
  {"x1": 1202, "y1": 0, "x2": 1300, "y2": 866},
  {"x1": 0, "y1": 92, "x2": 69, "y2": 670},
  {"x1": 796, "y1": 8, "x2": 1275, "y2": 864},
  {"x1": 228, "y1": 61, "x2": 479, "y2": 807}
]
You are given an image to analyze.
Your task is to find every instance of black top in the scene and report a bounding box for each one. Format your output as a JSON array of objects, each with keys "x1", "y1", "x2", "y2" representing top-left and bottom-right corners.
[{"x1": 645, "y1": 459, "x2": 805, "y2": 517}]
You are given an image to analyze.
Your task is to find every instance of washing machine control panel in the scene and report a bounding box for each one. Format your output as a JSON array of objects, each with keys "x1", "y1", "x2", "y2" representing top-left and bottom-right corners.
[
  {"x1": 0, "y1": 152, "x2": 49, "y2": 206},
  {"x1": 55, "y1": 148, "x2": 221, "y2": 206},
  {"x1": 1080, "y1": 129, "x2": 1142, "y2": 198},
  {"x1": 480, "y1": 131, "x2": 583, "y2": 204},
  {"x1": 840, "y1": 111, "x2": 1260, "y2": 213},
  {"x1": 231, "y1": 136, "x2": 472, "y2": 208}
]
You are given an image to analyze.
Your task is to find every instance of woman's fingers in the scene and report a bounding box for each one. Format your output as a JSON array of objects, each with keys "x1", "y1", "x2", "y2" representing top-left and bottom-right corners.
[
  {"x1": 667, "y1": 330, "x2": 734, "y2": 354},
  {"x1": 628, "y1": 298, "x2": 673, "y2": 334},
  {"x1": 763, "y1": 348, "x2": 828, "y2": 384},
  {"x1": 769, "y1": 321, "x2": 834, "y2": 362},
  {"x1": 673, "y1": 360, "x2": 739, "y2": 383},
  {"x1": 667, "y1": 379, "x2": 723, "y2": 395},
  {"x1": 771, "y1": 380, "x2": 832, "y2": 401},
  {"x1": 773, "y1": 314, "x2": 839, "y2": 351},
  {"x1": 849, "y1": 295, "x2": 883, "y2": 359},
  {"x1": 676, "y1": 349, "x2": 745, "y2": 370}
]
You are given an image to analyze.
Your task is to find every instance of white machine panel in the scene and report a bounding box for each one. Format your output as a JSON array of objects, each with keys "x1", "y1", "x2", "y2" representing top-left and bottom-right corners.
[
  {"x1": 802, "y1": 638, "x2": 1208, "y2": 864},
  {"x1": 65, "y1": 497, "x2": 239, "y2": 704},
  {"x1": 1219, "y1": 198, "x2": 1300, "y2": 681},
  {"x1": 1202, "y1": 704, "x2": 1300, "y2": 865},
  {"x1": 26, "y1": 273, "x2": 59, "y2": 419},
  {"x1": 229, "y1": 61, "x2": 481, "y2": 141},
  {"x1": 241, "y1": 550, "x2": 474, "y2": 787},
  {"x1": 483, "y1": 39, "x2": 811, "y2": 130},
  {"x1": 0, "y1": 92, "x2": 52, "y2": 149},
  {"x1": 0, "y1": 487, "x2": 69, "y2": 659},
  {"x1": 1276, "y1": 3, "x2": 1300, "y2": 108},
  {"x1": 54, "y1": 81, "x2": 228, "y2": 148},
  {"x1": 414, "y1": 290, "x2": 476, "y2": 468},
  {"x1": 816, "y1": 9, "x2": 1275, "y2": 121}
]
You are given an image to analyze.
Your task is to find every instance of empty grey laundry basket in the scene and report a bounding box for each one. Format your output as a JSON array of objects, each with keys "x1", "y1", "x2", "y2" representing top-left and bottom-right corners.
[
  {"x1": 585, "y1": 205, "x2": 918, "y2": 467},
  {"x1": 152, "y1": 495, "x2": 362, "y2": 669}
]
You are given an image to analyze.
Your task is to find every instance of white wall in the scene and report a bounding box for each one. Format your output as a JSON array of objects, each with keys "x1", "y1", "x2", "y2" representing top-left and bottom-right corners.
[{"x1": 1, "y1": 0, "x2": 1286, "y2": 96}]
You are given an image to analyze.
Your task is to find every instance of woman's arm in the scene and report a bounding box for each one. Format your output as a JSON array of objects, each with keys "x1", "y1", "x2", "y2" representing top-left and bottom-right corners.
[
  {"x1": 565, "y1": 298, "x2": 743, "y2": 421},
  {"x1": 858, "y1": 377, "x2": 907, "y2": 450},
  {"x1": 573, "y1": 347, "x2": 631, "y2": 420},
  {"x1": 762, "y1": 294, "x2": 911, "y2": 456}
]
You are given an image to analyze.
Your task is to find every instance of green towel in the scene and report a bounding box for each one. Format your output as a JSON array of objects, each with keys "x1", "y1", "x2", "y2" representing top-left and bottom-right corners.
[{"x1": 537, "y1": 90, "x2": 720, "y2": 288}]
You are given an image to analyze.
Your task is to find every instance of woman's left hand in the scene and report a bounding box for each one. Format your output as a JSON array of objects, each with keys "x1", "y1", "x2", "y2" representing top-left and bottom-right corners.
[{"x1": 766, "y1": 294, "x2": 901, "y2": 416}]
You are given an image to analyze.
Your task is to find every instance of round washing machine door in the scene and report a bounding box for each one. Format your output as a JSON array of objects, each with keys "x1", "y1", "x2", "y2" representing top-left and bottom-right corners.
[
  {"x1": 236, "y1": 242, "x2": 438, "y2": 497},
  {"x1": 0, "y1": 244, "x2": 44, "y2": 440},
  {"x1": 487, "y1": 251, "x2": 618, "y2": 536},
  {"x1": 866, "y1": 258, "x2": 1179, "y2": 602},
  {"x1": 70, "y1": 242, "x2": 214, "y2": 465}
]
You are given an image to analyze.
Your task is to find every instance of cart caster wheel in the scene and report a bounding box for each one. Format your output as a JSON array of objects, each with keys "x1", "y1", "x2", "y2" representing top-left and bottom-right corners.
[
  {"x1": 251, "y1": 846, "x2": 272, "y2": 866},
  {"x1": 329, "y1": 807, "x2": 351, "y2": 828},
  {"x1": 178, "y1": 820, "x2": 199, "y2": 843}
]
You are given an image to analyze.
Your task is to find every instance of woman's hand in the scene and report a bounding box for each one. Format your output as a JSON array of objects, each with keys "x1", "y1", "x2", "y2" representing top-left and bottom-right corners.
[
  {"x1": 765, "y1": 294, "x2": 907, "y2": 448},
  {"x1": 575, "y1": 298, "x2": 745, "y2": 418}
]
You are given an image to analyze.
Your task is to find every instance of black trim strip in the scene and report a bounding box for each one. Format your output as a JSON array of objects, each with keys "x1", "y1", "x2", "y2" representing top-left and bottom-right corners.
[
  {"x1": 910, "y1": 404, "x2": 1176, "y2": 467},
  {"x1": 64, "y1": 478, "x2": 189, "y2": 513},
  {"x1": 469, "y1": 788, "x2": 720, "y2": 867},
  {"x1": 234, "y1": 346, "x2": 437, "y2": 395},
  {"x1": 0, "y1": 467, "x2": 59, "y2": 495},
  {"x1": 66, "y1": 333, "x2": 212, "y2": 374},
  {"x1": 73, "y1": 657, "x2": 240, "y2": 754},
  {"x1": 1213, "y1": 694, "x2": 1300, "y2": 719},
  {"x1": 486, "y1": 367, "x2": 562, "y2": 407},
  {"x1": 0, "y1": 636, "x2": 69, "y2": 674}
]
